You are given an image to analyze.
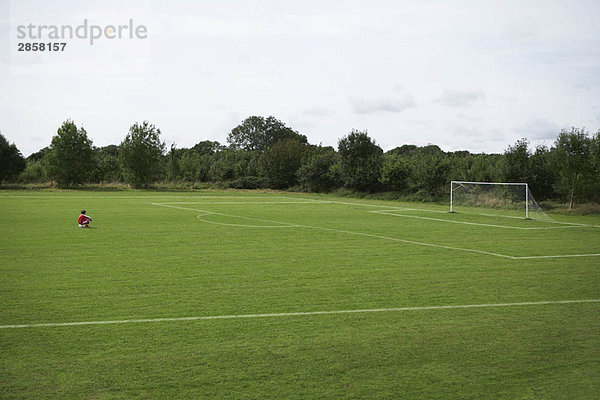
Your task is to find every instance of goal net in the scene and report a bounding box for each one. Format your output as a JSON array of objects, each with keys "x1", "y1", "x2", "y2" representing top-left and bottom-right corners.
[{"x1": 450, "y1": 181, "x2": 552, "y2": 221}]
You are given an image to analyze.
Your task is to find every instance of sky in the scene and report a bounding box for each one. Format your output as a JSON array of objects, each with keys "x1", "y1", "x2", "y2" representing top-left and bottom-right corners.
[{"x1": 1, "y1": 0, "x2": 599, "y2": 157}]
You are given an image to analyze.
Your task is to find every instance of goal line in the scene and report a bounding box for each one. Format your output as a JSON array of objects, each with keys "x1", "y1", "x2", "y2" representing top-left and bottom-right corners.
[{"x1": 450, "y1": 180, "x2": 544, "y2": 221}]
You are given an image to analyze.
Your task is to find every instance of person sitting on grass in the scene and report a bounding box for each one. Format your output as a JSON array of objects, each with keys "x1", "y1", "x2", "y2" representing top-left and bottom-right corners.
[{"x1": 78, "y1": 210, "x2": 92, "y2": 228}]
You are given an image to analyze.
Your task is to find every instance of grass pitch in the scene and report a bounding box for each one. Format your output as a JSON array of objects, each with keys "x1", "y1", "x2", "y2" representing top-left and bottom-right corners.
[{"x1": 1, "y1": 190, "x2": 599, "y2": 399}]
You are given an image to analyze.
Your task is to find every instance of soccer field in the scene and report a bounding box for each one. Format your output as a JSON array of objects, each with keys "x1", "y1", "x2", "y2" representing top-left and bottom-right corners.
[{"x1": 1, "y1": 190, "x2": 599, "y2": 399}]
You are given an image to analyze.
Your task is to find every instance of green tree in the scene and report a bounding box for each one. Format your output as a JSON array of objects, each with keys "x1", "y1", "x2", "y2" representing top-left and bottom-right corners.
[
  {"x1": 551, "y1": 127, "x2": 593, "y2": 209},
  {"x1": 467, "y1": 154, "x2": 501, "y2": 182},
  {"x1": 19, "y1": 148, "x2": 50, "y2": 183},
  {"x1": 166, "y1": 144, "x2": 182, "y2": 181},
  {"x1": 46, "y1": 120, "x2": 95, "y2": 187},
  {"x1": 591, "y1": 131, "x2": 600, "y2": 200},
  {"x1": 93, "y1": 145, "x2": 121, "y2": 182},
  {"x1": 19, "y1": 159, "x2": 49, "y2": 183},
  {"x1": 26, "y1": 147, "x2": 49, "y2": 162},
  {"x1": 177, "y1": 151, "x2": 209, "y2": 181},
  {"x1": 175, "y1": 141, "x2": 223, "y2": 182},
  {"x1": 262, "y1": 139, "x2": 307, "y2": 189},
  {"x1": 0, "y1": 133, "x2": 26, "y2": 185},
  {"x1": 380, "y1": 154, "x2": 411, "y2": 192},
  {"x1": 338, "y1": 130, "x2": 383, "y2": 192},
  {"x1": 209, "y1": 148, "x2": 252, "y2": 181},
  {"x1": 120, "y1": 121, "x2": 166, "y2": 188},
  {"x1": 446, "y1": 151, "x2": 474, "y2": 182},
  {"x1": 410, "y1": 150, "x2": 450, "y2": 197},
  {"x1": 387, "y1": 144, "x2": 417, "y2": 156},
  {"x1": 192, "y1": 140, "x2": 223, "y2": 155},
  {"x1": 297, "y1": 146, "x2": 341, "y2": 192},
  {"x1": 502, "y1": 138, "x2": 532, "y2": 183},
  {"x1": 227, "y1": 116, "x2": 307, "y2": 152},
  {"x1": 529, "y1": 145, "x2": 556, "y2": 200}
]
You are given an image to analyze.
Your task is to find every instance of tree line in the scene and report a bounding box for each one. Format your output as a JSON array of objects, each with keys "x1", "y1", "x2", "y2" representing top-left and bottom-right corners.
[{"x1": 1, "y1": 116, "x2": 599, "y2": 208}]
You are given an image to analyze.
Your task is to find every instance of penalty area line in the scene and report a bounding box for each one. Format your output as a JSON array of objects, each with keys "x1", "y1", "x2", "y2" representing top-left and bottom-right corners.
[
  {"x1": 152, "y1": 203, "x2": 299, "y2": 228},
  {"x1": 151, "y1": 203, "x2": 600, "y2": 259},
  {"x1": 370, "y1": 210, "x2": 582, "y2": 230},
  {"x1": 152, "y1": 202, "x2": 514, "y2": 258},
  {"x1": 1, "y1": 299, "x2": 598, "y2": 329}
]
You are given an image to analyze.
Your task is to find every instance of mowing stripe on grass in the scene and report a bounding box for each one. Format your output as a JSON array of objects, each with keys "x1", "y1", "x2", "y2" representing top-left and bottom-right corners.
[
  {"x1": 152, "y1": 203, "x2": 600, "y2": 259},
  {"x1": 162, "y1": 201, "x2": 331, "y2": 205},
  {"x1": 1, "y1": 299, "x2": 598, "y2": 329},
  {"x1": 0, "y1": 195, "x2": 294, "y2": 199},
  {"x1": 285, "y1": 196, "x2": 598, "y2": 227},
  {"x1": 370, "y1": 210, "x2": 581, "y2": 230},
  {"x1": 152, "y1": 203, "x2": 516, "y2": 258},
  {"x1": 513, "y1": 253, "x2": 600, "y2": 259},
  {"x1": 197, "y1": 214, "x2": 299, "y2": 228},
  {"x1": 296, "y1": 223, "x2": 600, "y2": 259},
  {"x1": 156, "y1": 203, "x2": 300, "y2": 228}
]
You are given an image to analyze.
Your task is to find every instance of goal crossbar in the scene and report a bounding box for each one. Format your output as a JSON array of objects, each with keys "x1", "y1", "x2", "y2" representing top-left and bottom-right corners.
[
  {"x1": 450, "y1": 181, "x2": 530, "y2": 219},
  {"x1": 451, "y1": 181, "x2": 528, "y2": 186}
]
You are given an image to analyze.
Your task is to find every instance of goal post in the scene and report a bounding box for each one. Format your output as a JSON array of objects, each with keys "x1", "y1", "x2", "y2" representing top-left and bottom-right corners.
[{"x1": 450, "y1": 181, "x2": 536, "y2": 219}]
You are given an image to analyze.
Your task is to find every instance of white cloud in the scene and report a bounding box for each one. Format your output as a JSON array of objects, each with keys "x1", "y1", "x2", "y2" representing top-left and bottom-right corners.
[
  {"x1": 303, "y1": 106, "x2": 335, "y2": 117},
  {"x1": 501, "y1": 16, "x2": 541, "y2": 42},
  {"x1": 349, "y1": 95, "x2": 416, "y2": 114},
  {"x1": 514, "y1": 119, "x2": 561, "y2": 140},
  {"x1": 2, "y1": 0, "x2": 600, "y2": 156},
  {"x1": 435, "y1": 89, "x2": 485, "y2": 108}
]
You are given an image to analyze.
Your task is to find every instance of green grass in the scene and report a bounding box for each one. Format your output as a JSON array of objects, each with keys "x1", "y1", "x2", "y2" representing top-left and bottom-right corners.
[{"x1": 1, "y1": 190, "x2": 599, "y2": 399}]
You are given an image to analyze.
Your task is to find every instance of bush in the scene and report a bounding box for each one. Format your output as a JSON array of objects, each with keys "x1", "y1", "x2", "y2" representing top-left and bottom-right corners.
[
  {"x1": 227, "y1": 176, "x2": 269, "y2": 189},
  {"x1": 18, "y1": 159, "x2": 49, "y2": 183}
]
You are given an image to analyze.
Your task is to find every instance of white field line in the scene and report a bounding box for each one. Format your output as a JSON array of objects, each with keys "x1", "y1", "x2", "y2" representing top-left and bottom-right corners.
[
  {"x1": 476, "y1": 212, "x2": 600, "y2": 228},
  {"x1": 152, "y1": 202, "x2": 515, "y2": 259},
  {"x1": 161, "y1": 201, "x2": 331, "y2": 205},
  {"x1": 308, "y1": 220, "x2": 600, "y2": 259},
  {"x1": 279, "y1": 197, "x2": 498, "y2": 215},
  {"x1": 346, "y1": 202, "x2": 598, "y2": 227},
  {"x1": 298, "y1": 222, "x2": 516, "y2": 258},
  {"x1": 2, "y1": 299, "x2": 598, "y2": 329},
  {"x1": 282, "y1": 197, "x2": 438, "y2": 212},
  {"x1": 283, "y1": 196, "x2": 596, "y2": 226},
  {"x1": 178, "y1": 196, "x2": 290, "y2": 198},
  {"x1": 0, "y1": 195, "x2": 295, "y2": 200},
  {"x1": 153, "y1": 203, "x2": 210, "y2": 213},
  {"x1": 395, "y1": 208, "x2": 458, "y2": 214},
  {"x1": 477, "y1": 212, "x2": 530, "y2": 220},
  {"x1": 3, "y1": 192, "x2": 594, "y2": 227},
  {"x1": 527, "y1": 219, "x2": 600, "y2": 228},
  {"x1": 371, "y1": 210, "x2": 581, "y2": 230},
  {"x1": 155, "y1": 203, "x2": 299, "y2": 228},
  {"x1": 196, "y1": 214, "x2": 299, "y2": 228},
  {"x1": 513, "y1": 253, "x2": 600, "y2": 259},
  {"x1": 153, "y1": 202, "x2": 600, "y2": 260}
]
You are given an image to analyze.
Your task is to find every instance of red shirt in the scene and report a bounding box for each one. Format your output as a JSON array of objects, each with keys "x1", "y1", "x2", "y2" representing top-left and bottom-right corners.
[{"x1": 78, "y1": 214, "x2": 90, "y2": 224}]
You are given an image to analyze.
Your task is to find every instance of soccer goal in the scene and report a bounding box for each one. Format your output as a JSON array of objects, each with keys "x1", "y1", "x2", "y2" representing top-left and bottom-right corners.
[{"x1": 450, "y1": 181, "x2": 551, "y2": 221}]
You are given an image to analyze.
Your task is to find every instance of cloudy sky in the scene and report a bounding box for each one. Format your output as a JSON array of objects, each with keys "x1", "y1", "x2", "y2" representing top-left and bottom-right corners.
[{"x1": 1, "y1": 0, "x2": 599, "y2": 156}]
